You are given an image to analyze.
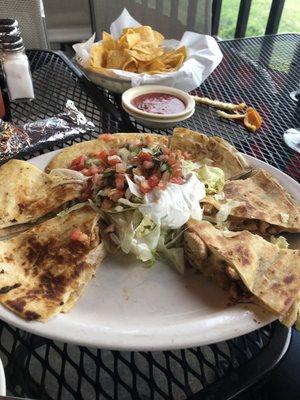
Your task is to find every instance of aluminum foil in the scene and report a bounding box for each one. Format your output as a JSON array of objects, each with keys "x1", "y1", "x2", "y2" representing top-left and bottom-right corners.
[{"x1": 0, "y1": 100, "x2": 95, "y2": 163}]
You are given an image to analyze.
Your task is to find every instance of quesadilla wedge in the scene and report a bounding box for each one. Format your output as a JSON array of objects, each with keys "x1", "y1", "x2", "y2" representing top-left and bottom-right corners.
[
  {"x1": 184, "y1": 220, "x2": 300, "y2": 326},
  {"x1": 46, "y1": 132, "x2": 168, "y2": 171},
  {"x1": 0, "y1": 160, "x2": 85, "y2": 239},
  {"x1": 170, "y1": 127, "x2": 250, "y2": 179},
  {"x1": 202, "y1": 169, "x2": 300, "y2": 234},
  {"x1": 0, "y1": 206, "x2": 105, "y2": 321}
]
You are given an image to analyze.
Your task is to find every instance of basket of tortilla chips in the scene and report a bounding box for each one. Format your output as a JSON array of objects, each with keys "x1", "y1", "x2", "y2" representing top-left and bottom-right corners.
[{"x1": 73, "y1": 9, "x2": 223, "y2": 93}]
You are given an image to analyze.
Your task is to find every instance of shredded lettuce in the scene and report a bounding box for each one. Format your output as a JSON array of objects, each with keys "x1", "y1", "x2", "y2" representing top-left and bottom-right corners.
[
  {"x1": 57, "y1": 202, "x2": 88, "y2": 217},
  {"x1": 270, "y1": 235, "x2": 289, "y2": 249},
  {"x1": 117, "y1": 147, "x2": 131, "y2": 162},
  {"x1": 125, "y1": 175, "x2": 143, "y2": 198},
  {"x1": 103, "y1": 208, "x2": 187, "y2": 269},
  {"x1": 118, "y1": 198, "x2": 141, "y2": 208},
  {"x1": 197, "y1": 165, "x2": 225, "y2": 194},
  {"x1": 107, "y1": 210, "x2": 161, "y2": 262},
  {"x1": 181, "y1": 159, "x2": 201, "y2": 177},
  {"x1": 157, "y1": 229, "x2": 185, "y2": 274}
]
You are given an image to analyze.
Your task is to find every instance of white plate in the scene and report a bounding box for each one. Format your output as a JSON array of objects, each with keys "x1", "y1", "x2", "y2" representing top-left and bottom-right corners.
[
  {"x1": 0, "y1": 150, "x2": 299, "y2": 351},
  {"x1": 0, "y1": 356, "x2": 6, "y2": 396}
]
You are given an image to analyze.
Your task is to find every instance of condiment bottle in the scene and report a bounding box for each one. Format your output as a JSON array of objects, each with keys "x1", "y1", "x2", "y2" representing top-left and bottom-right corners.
[
  {"x1": 0, "y1": 19, "x2": 19, "y2": 29},
  {"x1": 0, "y1": 35, "x2": 34, "y2": 101}
]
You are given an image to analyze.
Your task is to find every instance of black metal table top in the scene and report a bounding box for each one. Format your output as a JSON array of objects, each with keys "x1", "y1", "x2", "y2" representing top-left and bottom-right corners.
[{"x1": 0, "y1": 34, "x2": 299, "y2": 399}]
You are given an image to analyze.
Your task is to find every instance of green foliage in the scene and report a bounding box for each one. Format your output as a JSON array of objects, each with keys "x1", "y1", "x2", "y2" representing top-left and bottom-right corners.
[{"x1": 218, "y1": 0, "x2": 300, "y2": 39}]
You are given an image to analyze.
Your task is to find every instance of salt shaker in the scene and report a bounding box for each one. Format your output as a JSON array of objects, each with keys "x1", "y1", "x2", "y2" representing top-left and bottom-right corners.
[{"x1": 0, "y1": 35, "x2": 35, "y2": 101}]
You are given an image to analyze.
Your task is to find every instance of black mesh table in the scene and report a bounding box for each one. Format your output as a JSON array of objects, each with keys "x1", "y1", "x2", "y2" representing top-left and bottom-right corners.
[{"x1": 0, "y1": 33, "x2": 299, "y2": 399}]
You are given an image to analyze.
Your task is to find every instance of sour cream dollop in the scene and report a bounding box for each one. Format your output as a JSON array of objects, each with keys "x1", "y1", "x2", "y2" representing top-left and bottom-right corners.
[{"x1": 139, "y1": 173, "x2": 205, "y2": 229}]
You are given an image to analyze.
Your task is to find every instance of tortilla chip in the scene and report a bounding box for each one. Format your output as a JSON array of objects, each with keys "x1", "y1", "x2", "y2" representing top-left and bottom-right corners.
[
  {"x1": 153, "y1": 30, "x2": 164, "y2": 46},
  {"x1": 184, "y1": 220, "x2": 300, "y2": 321},
  {"x1": 202, "y1": 169, "x2": 300, "y2": 234},
  {"x1": 106, "y1": 49, "x2": 132, "y2": 69},
  {"x1": 119, "y1": 29, "x2": 141, "y2": 50},
  {"x1": 138, "y1": 59, "x2": 166, "y2": 73},
  {"x1": 132, "y1": 43, "x2": 157, "y2": 54},
  {"x1": 0, "y1": 207, "x2": 105, "y2": 321},
  {"x1": 126, "y1": 47, "x2": 164, "y2": 62},
  {"x1": 170, "y1": 128, "x2": 250, "y2": 179},
  {"x1": 122, "y1": 56, "x2": 139, "y2": 72},
  {"x1": 123, "y1": 26, "x2": 155, "y2": 44},
  {"x1": 89, "y1": 43, "x2": 107, "y2": 68},
  {"x1": 102, "y1": 32, "x2": 116, "y2": 51},
  {"x1": 0, "y1": 160, "x2": 83, "y2": 237}
]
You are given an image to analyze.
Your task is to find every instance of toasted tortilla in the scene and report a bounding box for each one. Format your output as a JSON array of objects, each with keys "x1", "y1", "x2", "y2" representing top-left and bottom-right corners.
[
  {"x1": 46, "y1": 133, "x2": 168, "y2": 171},
  {"x1": 0, "y1": 207, "x2": 105, "y2": 321},
  {"x1": 170, "y1": 127, "x2": 249, "y2": 179},
  {"x1": 184, "y1": 220, "x2": 300, "y2": 325},
  {"x1": 202, "y1": 169, "x2": 300, "y2": 234},
  {"x1": 0, "y1": 160, "x2": 84, "y2": 238}
]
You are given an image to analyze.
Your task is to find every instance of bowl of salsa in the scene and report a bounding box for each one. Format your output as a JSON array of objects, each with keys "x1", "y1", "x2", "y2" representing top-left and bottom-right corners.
[{"x1": 122, "y1": 85, "x2": 195, "y2": 127}]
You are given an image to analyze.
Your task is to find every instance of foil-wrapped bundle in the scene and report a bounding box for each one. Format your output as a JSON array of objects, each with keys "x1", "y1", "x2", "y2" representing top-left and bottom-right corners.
[{"x1": 0, "y1": 100, "x2": 95, "y2": 163}]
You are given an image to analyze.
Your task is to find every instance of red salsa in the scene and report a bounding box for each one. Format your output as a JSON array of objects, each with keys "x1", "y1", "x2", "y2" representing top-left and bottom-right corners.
[{"x1": 131, "y1": 93, "x2": 186, "y2": 115}]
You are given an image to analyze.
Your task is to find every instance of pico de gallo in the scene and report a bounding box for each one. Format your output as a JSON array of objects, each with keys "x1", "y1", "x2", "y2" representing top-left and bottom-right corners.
[{"x1": 69, "y1": 143, "x2": 191, "y2": 210}]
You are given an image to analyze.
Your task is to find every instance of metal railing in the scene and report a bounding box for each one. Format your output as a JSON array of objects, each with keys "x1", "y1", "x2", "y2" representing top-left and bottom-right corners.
[{"x1": 212, "y1": 0, "x2": 286, "y2": 38}]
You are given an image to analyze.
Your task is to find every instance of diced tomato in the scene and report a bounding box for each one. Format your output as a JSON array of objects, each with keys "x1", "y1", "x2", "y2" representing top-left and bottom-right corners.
[
  {"x1": 158, "y1": 154, "x2": 168, "y2": 161},
  {"x1": 107, "y1": 155, "x2": 122, "y2": 166},
  {"x1": 138, "y1": 151, "x2": 153, "y2": 162},
  {"x1": 80, "y1": 166, "x2": 102, "y2": 176},
  {"x1": 173, "y1": 169, "x2": 183, "y2": 177},
  {"x1": 88, "y1": 166, "x2": 101, "y2": 175},
  {"x1": 170, "y1": 176, "x2": 184, "y2": 184},
  {"x1": 70, "y1": 155, "x2": 86, "y2": 171},
  {"x1": 168, "y1": 155, "x2": 176, "y2": 165},
  {"x1": 115, "y1": 173, "x2": 125, "y2": 189},
  {"x1": 81, "y1": 168, "x2": 89, "y2": 176},
  {"x1": 101, "y1": 198, "x2": 113, "y2": 209},
  {"x1": 143, "y1": 160, "x2": 154, "y2": 170},
  {"x1": 139, "y1": 180, "x2": 151, "y2": 194},
  {"x1": 162, "y1": 146, "x2": 171, "y2": 155},
  {"x1": 115, "y1": 163, "x2": 126, "y2": 173},
  {"x1": 148, "y1": 174, "x2": 160, "y2": 188},
  {"x1": 71, "y1": 229, "x2": 89, "y2": 245},
  {"x1": 71, "y1": 229, "x2": 81, "y2": 241},
  {"x1": 94, "y1": 150, "x2": 108, "y2": 163},
  {"x1": 109, "y1": 149, "x2": 118, "y2": 156},
  {"x1": 100, "y1": 134, "x2": 115, "y2": 142}
]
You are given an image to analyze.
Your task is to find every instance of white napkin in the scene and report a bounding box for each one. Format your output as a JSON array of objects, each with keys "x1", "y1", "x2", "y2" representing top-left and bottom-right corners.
[{"x1": 73, "y1": 8, "x2": 223, "y2": 92}]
